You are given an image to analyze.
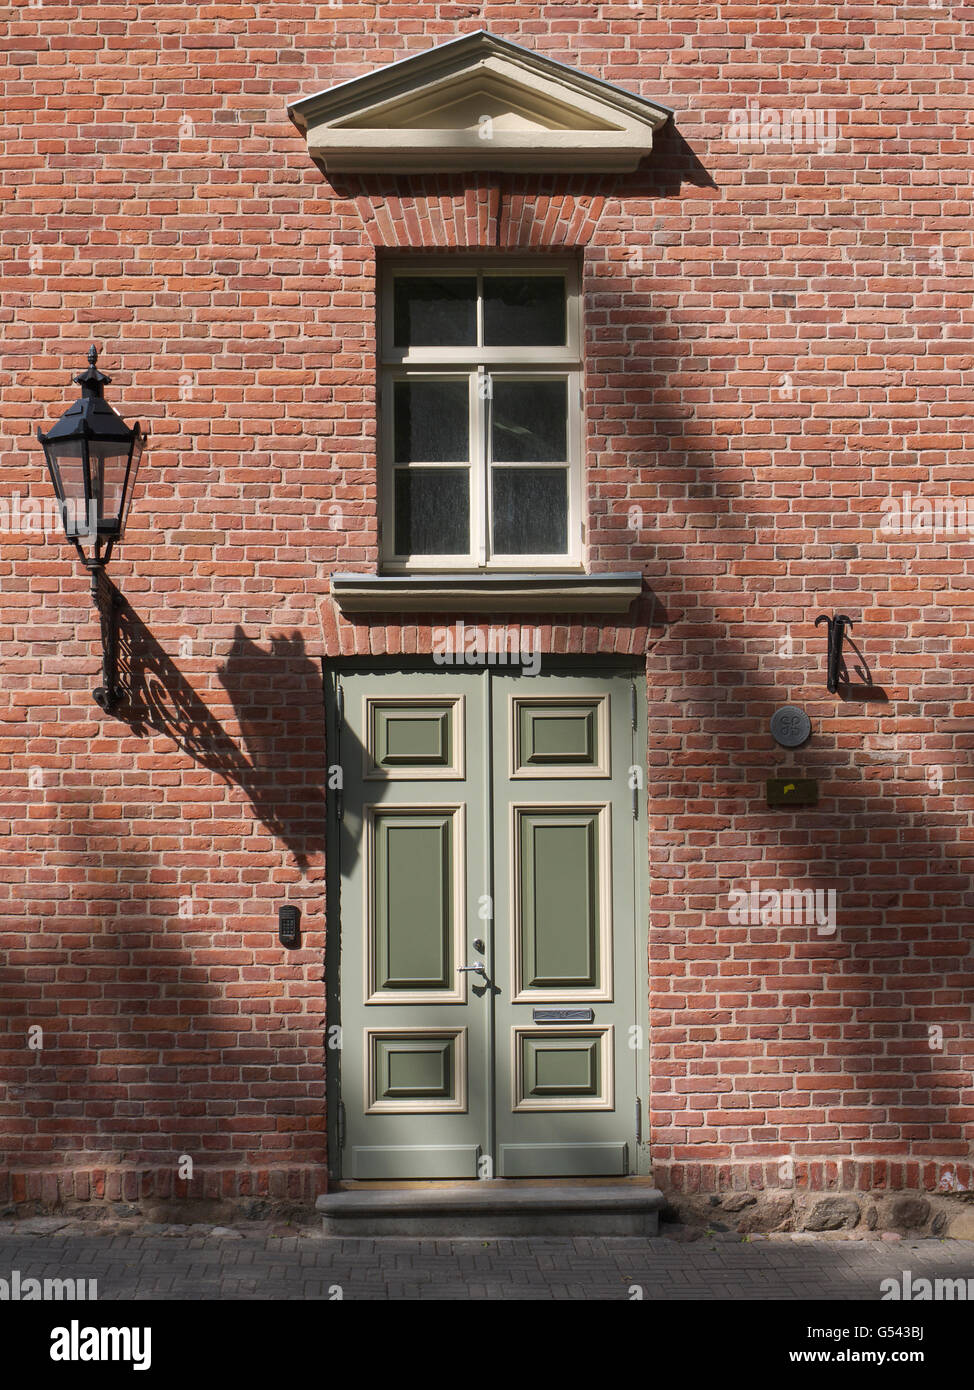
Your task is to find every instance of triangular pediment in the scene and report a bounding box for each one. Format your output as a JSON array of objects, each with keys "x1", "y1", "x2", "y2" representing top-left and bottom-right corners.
[{"x1": 288, "y1": 31, "x2": 672, "y2": 173}]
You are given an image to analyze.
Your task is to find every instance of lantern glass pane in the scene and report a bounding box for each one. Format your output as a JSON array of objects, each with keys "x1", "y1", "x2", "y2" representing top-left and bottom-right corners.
[
  {"x1": 119, "y1": 433, "x2": 143, "y2": 536},
  {"x1": 88, "y1": 441, "x2": 132, "y2": 530},
  {"x1": 45, "y1": 438, "x2": 92, "y2": 537}
]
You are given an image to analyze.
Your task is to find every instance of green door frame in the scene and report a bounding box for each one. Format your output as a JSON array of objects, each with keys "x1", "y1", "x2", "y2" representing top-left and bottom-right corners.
[{"x1": 322, "y1": 656, "x2": 650, "y2": 1181}]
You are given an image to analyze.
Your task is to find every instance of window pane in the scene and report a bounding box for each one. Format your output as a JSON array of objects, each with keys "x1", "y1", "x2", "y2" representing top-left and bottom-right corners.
[
  {"x1": 395, "y1": 468, "x2": 470, "y2": 555},
  {"x1": 492, "y1": 467, "x2": 568, "y2": 555},
  {"x1": 491, "y1": 380, "x2": 567, "y2": 462},
  {"x1": 394, "y1": 380, "x2": 469, "y2": 462},
  {"x1": 483, "y1": 276, "x2": 566, "y2": 346},
  {"x1": 394, "y1": 276, "x2": 477, "y2": 347}
]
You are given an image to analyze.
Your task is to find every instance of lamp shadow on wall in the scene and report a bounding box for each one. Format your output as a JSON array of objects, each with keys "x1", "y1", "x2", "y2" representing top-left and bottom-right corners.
[{"x1": 114, "y1": 597, "x2": 326, "y2": 872}]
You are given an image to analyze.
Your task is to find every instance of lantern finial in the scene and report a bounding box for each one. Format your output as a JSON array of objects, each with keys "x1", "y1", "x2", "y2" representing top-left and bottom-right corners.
[{"x1": 74, "y1": 343, "x2": 111, "y2": 396}]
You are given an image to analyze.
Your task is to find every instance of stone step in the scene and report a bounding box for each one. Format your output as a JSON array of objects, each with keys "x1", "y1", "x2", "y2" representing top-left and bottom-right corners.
[{"x1": 316, "y1": 1182, "x2": 666, "y2": 1237}]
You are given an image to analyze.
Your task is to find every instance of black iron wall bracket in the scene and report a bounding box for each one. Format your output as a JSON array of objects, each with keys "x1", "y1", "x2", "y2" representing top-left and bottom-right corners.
[
  {"x1": 815, "y1": 612, "x2": 854, "y2": 694},
  {"x1": 88, "y1": 564, "x2": 123, "y2": 713}
]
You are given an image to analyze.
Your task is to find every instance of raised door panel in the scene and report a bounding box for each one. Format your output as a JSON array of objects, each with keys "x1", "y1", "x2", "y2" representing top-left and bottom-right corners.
[
  {"x1": 364, "y1": 695, "x2": 465, "y2": 778},
  {"x1": 366, "y1": 1028, "x2": 467, "y2": 1113},
  {"x1": 367, "y1": 806, "x2": 464, "y2": 1001},
  {"x1": 511, "y1": 694, "x2": 609, "y2": 777},
  {"x1": 512, "y1": 804, "x2": 612, "y2": 1000}
]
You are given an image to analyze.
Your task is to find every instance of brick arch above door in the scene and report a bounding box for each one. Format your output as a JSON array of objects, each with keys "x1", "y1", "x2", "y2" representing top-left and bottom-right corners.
[{"x1": 318, "y1": 593, "x2": 667, "y2": 660}]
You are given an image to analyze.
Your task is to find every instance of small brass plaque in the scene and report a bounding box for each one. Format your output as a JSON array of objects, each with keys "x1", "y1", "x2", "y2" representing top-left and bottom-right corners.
[{"x1": 766, "y1": 778, "x2": 818, "y2": 807}]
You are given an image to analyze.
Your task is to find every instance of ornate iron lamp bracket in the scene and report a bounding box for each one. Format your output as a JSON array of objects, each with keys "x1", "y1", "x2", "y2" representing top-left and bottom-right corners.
[
  {"x1": 89, "y1": 564, "x2": 122, "y2": 713},
  {"x1": 815, "y1": 612, "x2": 854, "y2": 694}
]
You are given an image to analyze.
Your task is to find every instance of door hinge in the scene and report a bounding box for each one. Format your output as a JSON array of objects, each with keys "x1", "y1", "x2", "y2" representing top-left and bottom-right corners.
[
  {"x1": 335, "y1": 683, "x2": 344, "y2": 821},
  {"x1": 631, "y1": 681, "x2": 639, "y2": 819},
  {"x1": 337, "y1": 1099, "x2": 345, "y2": 1150},
  {"x1": 635, "y1": 1096, "x2": 642, "y2": 1145}
]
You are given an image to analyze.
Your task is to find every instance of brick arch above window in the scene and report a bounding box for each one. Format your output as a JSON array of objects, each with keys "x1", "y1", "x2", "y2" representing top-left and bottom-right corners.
[{"x1": 344, "y1": 174, "x2": 612, "y2": 251}]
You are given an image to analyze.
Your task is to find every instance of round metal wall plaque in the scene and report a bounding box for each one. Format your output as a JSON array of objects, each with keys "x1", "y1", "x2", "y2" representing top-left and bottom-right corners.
[{"x1": 770, "y1": 705, "x2": 811, "y2": 748}]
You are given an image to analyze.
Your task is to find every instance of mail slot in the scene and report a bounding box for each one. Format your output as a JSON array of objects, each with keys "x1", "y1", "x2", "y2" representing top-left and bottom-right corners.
[{"x1": 532, "y1": 1008, "x2": 595, "y2": 1023}]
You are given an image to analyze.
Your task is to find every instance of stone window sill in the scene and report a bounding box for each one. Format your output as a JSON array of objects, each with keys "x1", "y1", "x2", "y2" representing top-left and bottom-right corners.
[{"x1": 330, "y1": 572, "x2": 643, "y2": 614}]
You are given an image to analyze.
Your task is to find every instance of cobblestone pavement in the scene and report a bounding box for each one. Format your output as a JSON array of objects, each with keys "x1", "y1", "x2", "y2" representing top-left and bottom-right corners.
[{"x1": 0, "y1": 1221, "x2": 971, "y2": 1299}]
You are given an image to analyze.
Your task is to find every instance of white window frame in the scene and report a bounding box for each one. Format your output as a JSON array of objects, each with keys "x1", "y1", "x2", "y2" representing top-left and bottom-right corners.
[{"x1": 378, "y1": 258, "x2": 584, "y2": 573}]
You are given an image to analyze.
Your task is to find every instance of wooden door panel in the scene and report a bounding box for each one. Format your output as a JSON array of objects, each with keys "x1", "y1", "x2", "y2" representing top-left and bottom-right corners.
[
  {"x1": 337, "y1": 671, "x2": 488, "y2": 1181},
  {"x1": 492, "y1": 670, "x2": 638, "y2": 1178}
]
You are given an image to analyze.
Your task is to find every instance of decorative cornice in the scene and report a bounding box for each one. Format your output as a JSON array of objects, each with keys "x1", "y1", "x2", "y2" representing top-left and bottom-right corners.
[{"x1": 288, "y1": 31, "x2": 672, "y2": 174}]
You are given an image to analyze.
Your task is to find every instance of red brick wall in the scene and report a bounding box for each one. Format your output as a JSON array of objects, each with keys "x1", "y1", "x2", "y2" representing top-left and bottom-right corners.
[{"x1": 2, "y1": 4, "x2": 972, "y2": 1204}]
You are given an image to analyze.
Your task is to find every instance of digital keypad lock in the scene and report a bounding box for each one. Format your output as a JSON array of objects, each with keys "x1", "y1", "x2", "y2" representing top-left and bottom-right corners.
[{"x1": 278, "y1": 905, "x2": 300, "y2": 948}]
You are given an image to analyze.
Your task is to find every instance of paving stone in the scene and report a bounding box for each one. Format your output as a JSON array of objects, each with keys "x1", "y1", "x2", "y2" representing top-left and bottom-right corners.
[{"x1": 0, "y1": 1231, "x2": 971, "y2": 1299}]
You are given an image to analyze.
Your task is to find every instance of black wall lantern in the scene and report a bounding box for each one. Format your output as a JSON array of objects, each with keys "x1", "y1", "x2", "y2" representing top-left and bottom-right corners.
[{"x1": 37, "y1": 346, "x2": 144, "y2": 713}]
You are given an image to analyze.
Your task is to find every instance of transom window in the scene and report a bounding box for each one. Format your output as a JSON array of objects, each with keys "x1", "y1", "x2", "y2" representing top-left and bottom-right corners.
[{"x1": 379, "y1": 261, "x2": 583, "y2": 571}]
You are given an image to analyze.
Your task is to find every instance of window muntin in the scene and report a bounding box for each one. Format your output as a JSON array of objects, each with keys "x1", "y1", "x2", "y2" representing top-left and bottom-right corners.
[{"x1": 379, "y1": 261, "x2": 582, "y2": 571}]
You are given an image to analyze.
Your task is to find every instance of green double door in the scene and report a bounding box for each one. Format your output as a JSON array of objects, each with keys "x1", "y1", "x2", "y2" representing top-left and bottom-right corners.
[{"x1": 329, "y1": 665, "x2": 645, "y2": 1180}]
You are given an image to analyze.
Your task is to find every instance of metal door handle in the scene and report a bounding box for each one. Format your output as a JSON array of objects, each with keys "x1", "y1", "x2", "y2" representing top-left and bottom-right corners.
[{"x1": 457, "y1": 961, "x2": 487, "y2": 977}]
